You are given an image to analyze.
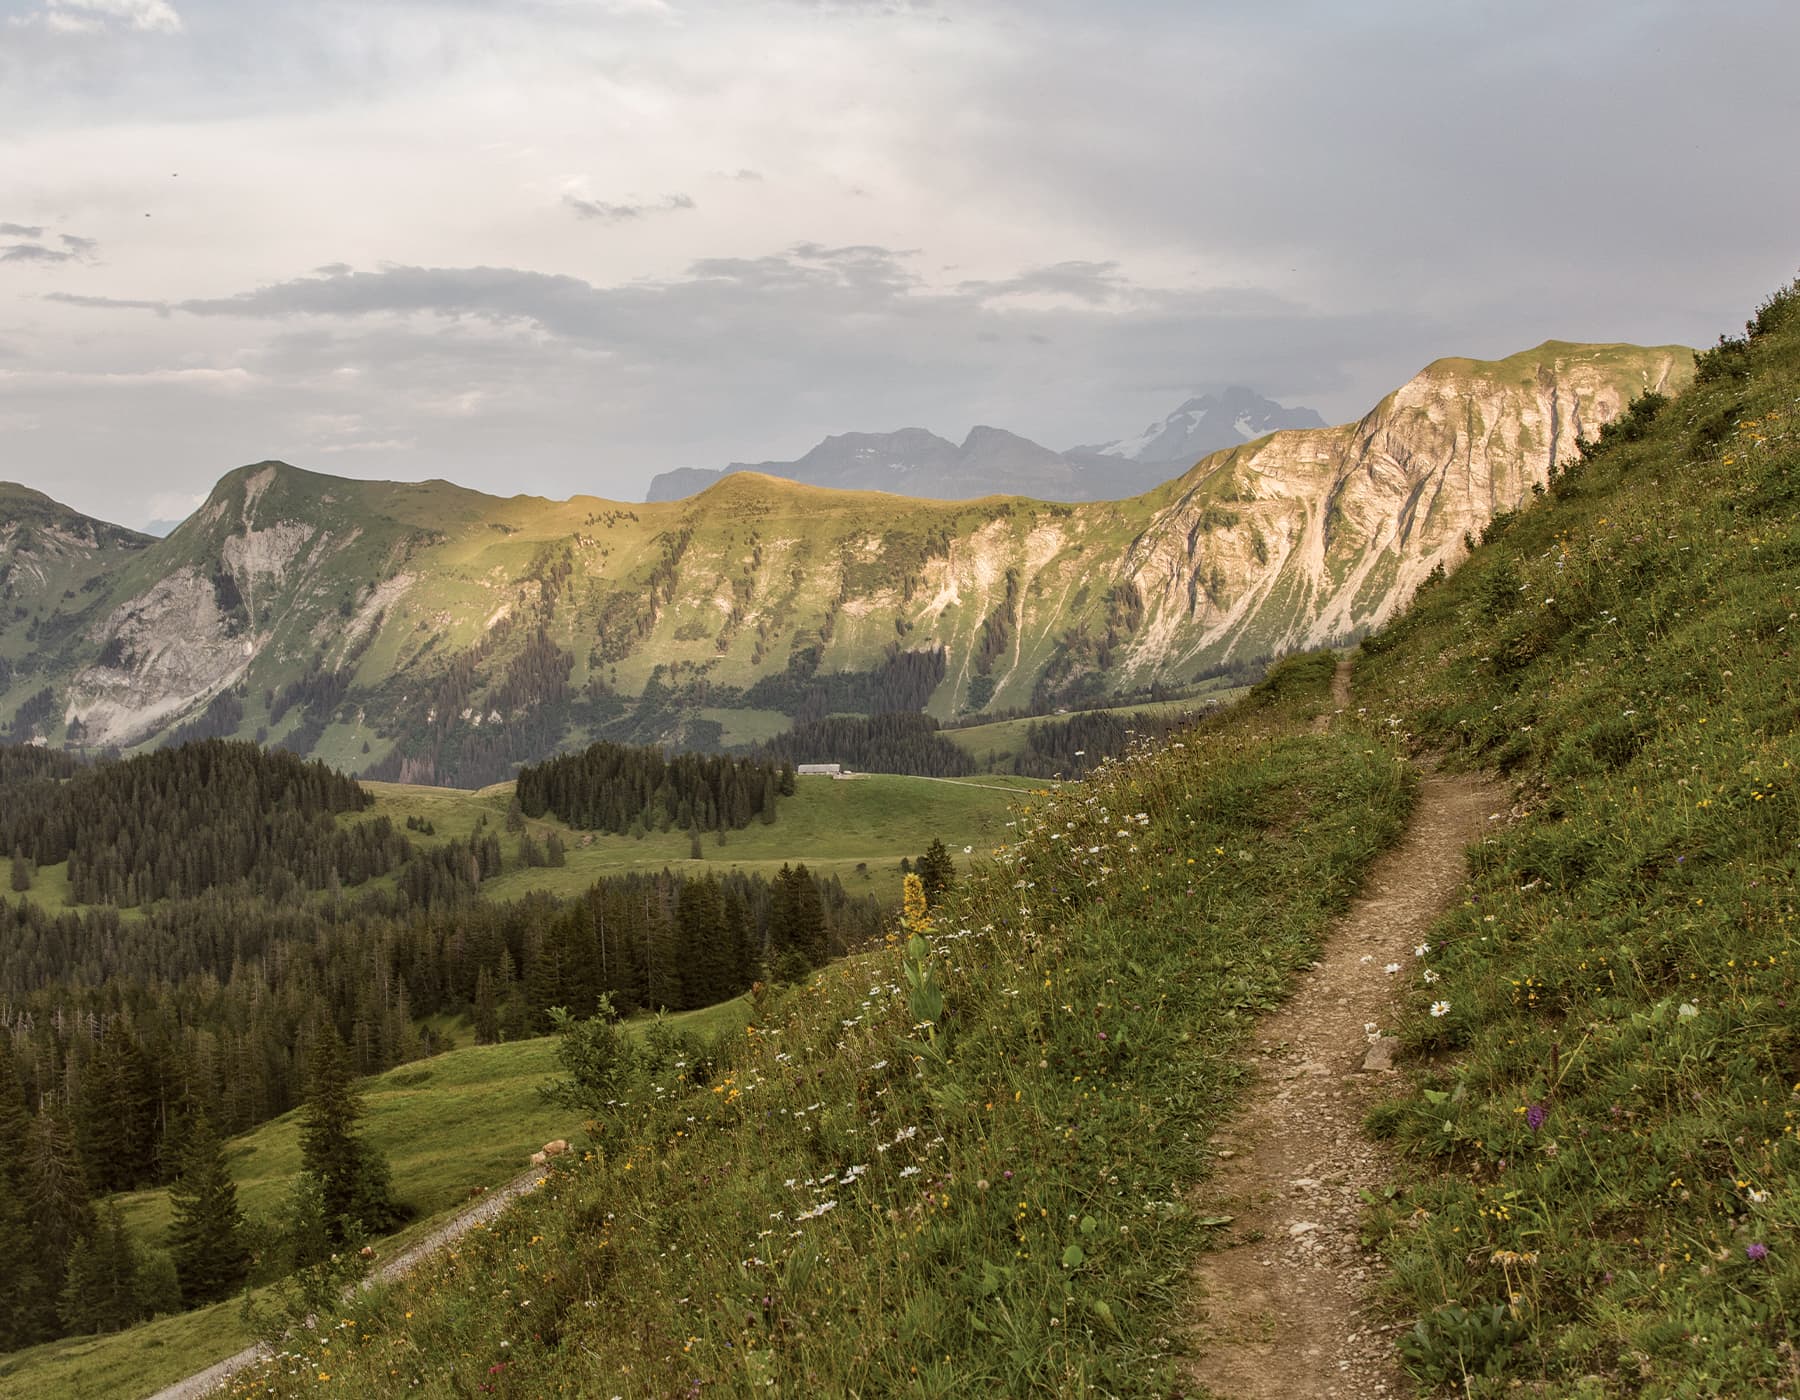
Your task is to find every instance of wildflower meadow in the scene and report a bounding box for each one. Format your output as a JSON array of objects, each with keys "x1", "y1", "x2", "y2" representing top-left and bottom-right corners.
[{"x1": 1358, "y1": 282, "x2": 1800, "y2": 1394}]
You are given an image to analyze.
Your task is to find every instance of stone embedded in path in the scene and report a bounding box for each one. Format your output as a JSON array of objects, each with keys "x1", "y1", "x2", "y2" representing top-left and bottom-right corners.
[{"x1": 1361, "y1": 1036, "x2": 1400, "y2": 1072}]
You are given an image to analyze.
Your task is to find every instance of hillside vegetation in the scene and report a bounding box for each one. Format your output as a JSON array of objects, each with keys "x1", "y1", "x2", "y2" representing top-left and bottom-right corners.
[
  {"x1": 215, "y1": 652, "x2": 1413, "y2": 1396},
  {"x1": 0, "y1": 1001, "x2": 749, "y2": 1400},
  {"x1": 1348, "y1": 283, "x2": 1800, "y2": 1393},
  {"x1": 211, "y1": 283, "x2": 1795, "y2": 1398}
]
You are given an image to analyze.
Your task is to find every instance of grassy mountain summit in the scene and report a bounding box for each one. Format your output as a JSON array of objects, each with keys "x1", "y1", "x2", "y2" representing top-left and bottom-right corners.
[{"x1": 0, "y1": 339, "x2": 1690, "y2": 784}]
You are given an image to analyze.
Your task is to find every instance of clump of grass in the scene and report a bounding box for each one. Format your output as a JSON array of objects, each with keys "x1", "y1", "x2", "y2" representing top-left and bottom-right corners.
[
  {"x1": 1356, "y1": 281, "x2": 1800, "y2": 1395},
  {"x1": 225, "y1": 655, "x2": 1411, "y2": 1396}
]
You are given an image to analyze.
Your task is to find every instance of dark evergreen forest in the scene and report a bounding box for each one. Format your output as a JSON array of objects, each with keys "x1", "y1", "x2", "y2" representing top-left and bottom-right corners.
[
  {"x1": 0, "y1": 740, "x2": 396, "y2": 905},
  {"x1": 0, "y1": 731, "x2": 883, "y2": 1353},
  {"x1": 750, "y1": 712, "x2": 977, "y2": 777},
  {"x1": 515, "y1": 741, "x2": 789, "y2": 833},
  {"x1": 1008, "y1": 705, "x2": 1211, "y2": 778}
]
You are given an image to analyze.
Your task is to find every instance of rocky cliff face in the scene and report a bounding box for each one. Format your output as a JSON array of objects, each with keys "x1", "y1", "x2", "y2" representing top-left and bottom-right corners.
[
  {"x1": 1112, "y1": 341, "x2": 1691, "y2": 677},
  {"x1": 0, "y1": 339, "x2": 1693, "y2": 779}
]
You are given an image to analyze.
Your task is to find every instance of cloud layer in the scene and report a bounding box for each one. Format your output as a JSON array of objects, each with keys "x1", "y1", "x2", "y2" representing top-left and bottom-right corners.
[{"x1": 2, "y1": 0, "x2": 1797, "y2": 528}]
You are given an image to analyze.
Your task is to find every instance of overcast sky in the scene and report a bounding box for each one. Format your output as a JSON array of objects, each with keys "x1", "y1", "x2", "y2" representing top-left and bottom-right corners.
[{"x1": 2, "y1": 0, "x2": 1795, "y2": 526}]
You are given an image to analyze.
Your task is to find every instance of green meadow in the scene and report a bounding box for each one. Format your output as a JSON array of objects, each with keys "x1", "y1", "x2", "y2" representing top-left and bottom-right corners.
[
  {"x1": 360, "y1": 769, "x2": 1034, "y2": 900},
  {"x1": 0, "y1": 999, "x2": 750, "y2": 1400}
]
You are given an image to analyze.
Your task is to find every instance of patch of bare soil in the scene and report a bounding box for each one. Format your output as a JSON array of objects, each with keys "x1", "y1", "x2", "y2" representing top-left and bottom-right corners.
[{"x1": 1182, "y1": 667, "x2": 1507, "y2": 1399}]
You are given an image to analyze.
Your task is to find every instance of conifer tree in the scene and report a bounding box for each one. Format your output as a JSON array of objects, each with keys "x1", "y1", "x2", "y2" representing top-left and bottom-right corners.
[
  {"x1": 25, "y1": 1108, "x2": 95, "y2": 1317},
  {"x1": 60, "y1": 1203, "x2": 143, "y2": 1335},
  {"x1": 298, "y1": 1027, "x2": 402, "y2": 1243},
  {"x1": 166, "y1": 1112, "x2": 249, "y2": 1306},
  {"x1": 0, "y1": 1043, "x2": 48, "y2": 1350},
  {"x1": 916, "y1": 838, "x2": 955, "y2": 908},
  {"x1": 473, "y1": 966, "x2": 499, "y2": 1044}
]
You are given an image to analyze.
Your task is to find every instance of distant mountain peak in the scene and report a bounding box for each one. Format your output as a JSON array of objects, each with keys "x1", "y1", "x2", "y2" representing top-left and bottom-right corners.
[{"x1": 1080, "y1": 386, "x2": 1327, "y2": 466}]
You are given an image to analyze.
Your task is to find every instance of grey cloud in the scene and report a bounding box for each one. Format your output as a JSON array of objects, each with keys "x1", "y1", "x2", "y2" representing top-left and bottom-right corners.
[
  {"x1": 958, "y1": 260, "x2": 1125, "y2": 305},
  {"x1": 24, "y1": 0, "x2": 184, "y2": 33},
  {"x1": 41, "y1": 246, "x2": 1422, "y2": 491},
  {"x1": 2, "y1": 243, "x2": 75, "y2": 263},
  {"x1": 563, "y1": 192, "x2": 696, "y2": 223},
  {"x1": 46, "y1": 291, "x2": 169, "y2": 311},
  {"x1": 1, "y1": 229, "x2": 98, "y2": 264},
  {"x1": 0, "y1": 223, "x2": 46, "y2": 238}
]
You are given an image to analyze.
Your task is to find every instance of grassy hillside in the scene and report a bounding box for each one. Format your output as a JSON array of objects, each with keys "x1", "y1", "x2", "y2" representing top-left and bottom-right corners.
[
  {"x1": 359, "y1": 770, "x2": 1031, "y2": 901},
  {"x1": 0, "y1": 1000, "x2": 750, "y2": 1400},
  {"x1": 172, "y1": 285, "x2": 1798, "y2": 1398},
  {"x1": 9, "y1": 769, "x2": 1024, "y2": 918},
  {"x1": 942, "y1": 683, "x2": 1250, "y2": 772},
  {"x1": 1345, "y1": 283, "x2": 1800, "y2": 1394},
  {"x1": 203, "y1": 652, "x2": 1414, "y2": 1396}
]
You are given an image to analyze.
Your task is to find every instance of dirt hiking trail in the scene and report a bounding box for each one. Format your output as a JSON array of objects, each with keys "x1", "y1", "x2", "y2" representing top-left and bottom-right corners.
[{"x1": 1182, "y1": 662, "x2": 1508, "y2": 1398}]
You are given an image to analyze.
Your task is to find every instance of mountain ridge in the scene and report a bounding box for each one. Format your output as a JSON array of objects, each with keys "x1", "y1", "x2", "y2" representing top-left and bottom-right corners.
[{"x1": 0, "y1": 338, "x2": 1694, "y2": 783}]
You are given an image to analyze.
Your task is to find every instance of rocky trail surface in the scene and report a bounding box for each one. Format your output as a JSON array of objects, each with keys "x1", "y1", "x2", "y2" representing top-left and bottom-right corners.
[
  {"x1": 1182, "y1": 664, "x2": 1508, "y2": 1398},
  {"x1": 143, "y1": 1167, "x2": 545, "y2": 1400}
]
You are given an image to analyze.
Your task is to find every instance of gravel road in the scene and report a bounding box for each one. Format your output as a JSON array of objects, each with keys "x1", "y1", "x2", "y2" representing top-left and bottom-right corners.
[{"x1": 141, "y1": 1166, "x2": 545, "y2": 1400}]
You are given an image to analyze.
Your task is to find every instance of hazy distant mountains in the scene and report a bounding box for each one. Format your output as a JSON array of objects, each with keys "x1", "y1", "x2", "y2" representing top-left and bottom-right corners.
[
  {"x1": 643, "y1": 387, "x2": 1327, "y2": 503},
  {"x1": 1076, "y1": 386, "x2": 1328, "y2": 470}
]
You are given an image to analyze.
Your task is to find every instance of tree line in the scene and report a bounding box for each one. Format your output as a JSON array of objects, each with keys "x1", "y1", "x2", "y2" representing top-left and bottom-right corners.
[
  {"x1": 1009, "y1": 705, "x2": 1210, "y2": 778},
  {"x1": 0, "y1": 863, "x2": 873, "y2": 1195},
  {"x1": 749, "y1": 711, "x2": 977, "y2": 777},
  {"x1": 515, "y1": 741, "x2": 792, "y2": 834},
  {"x1": 0, "y1": 740, "x2": 402, "y2": 906},
  {"x1": 0, "y1": 1017, "x2": 405, "y2": 1352}
]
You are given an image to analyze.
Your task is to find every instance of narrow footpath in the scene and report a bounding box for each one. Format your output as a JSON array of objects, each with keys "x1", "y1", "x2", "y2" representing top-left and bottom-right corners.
[
  {"x1": 1182, "y1": 664, "x2": 1508, "y2": 1398},
  {"x1": 144, "y1": 1166, "x2": 545, "y2": 1400}
]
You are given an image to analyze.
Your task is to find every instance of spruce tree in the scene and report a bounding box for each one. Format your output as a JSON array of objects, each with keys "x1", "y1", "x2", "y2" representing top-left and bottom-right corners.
[
  {"x1": 60, "y1": 1203, "x2": 142, "y2": 1335},
  {"x1": 473, "y1": 966, "x2": 500, "y2": 1044},
  {"x1": 298, "y1": 1028, "x2": 401, "y2": 1243},
  {"x1": 0, "y1": 1044, "x2": 48, "y2": 1349},
  {"x1": 25, "y1": 1108, "x2": 95, "y2": 1321},
  {"x1": 167, "y1": 1112, "x2": 249, "y2": 1306},
  {"x1": 916, "y1": 838, "x2": 955, "y2": 908}
]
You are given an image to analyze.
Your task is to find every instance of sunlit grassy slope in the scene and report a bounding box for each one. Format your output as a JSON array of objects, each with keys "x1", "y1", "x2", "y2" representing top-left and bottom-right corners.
[
  {"x1": 17, "y1": 769, "x2": 1027, "y2": 919},
  {"x1": 1344, "y1": 284, "x2": 1800, "y2": 1394},
  {"x1": 359, "y1": 770, "x2": 1033, "y2": 901},
  {"x1": 204, "y1": 652, "x2": 1415, "y2": 1397},
  {"x1": 941, "y1": 684, "x2": 1251, "y2": 771}
]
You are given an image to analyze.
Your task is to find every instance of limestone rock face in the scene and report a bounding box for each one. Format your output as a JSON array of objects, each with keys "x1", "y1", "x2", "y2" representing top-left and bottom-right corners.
[{"x1": 1110, "y1": 342, "x2": 1693, "y2": 680}]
